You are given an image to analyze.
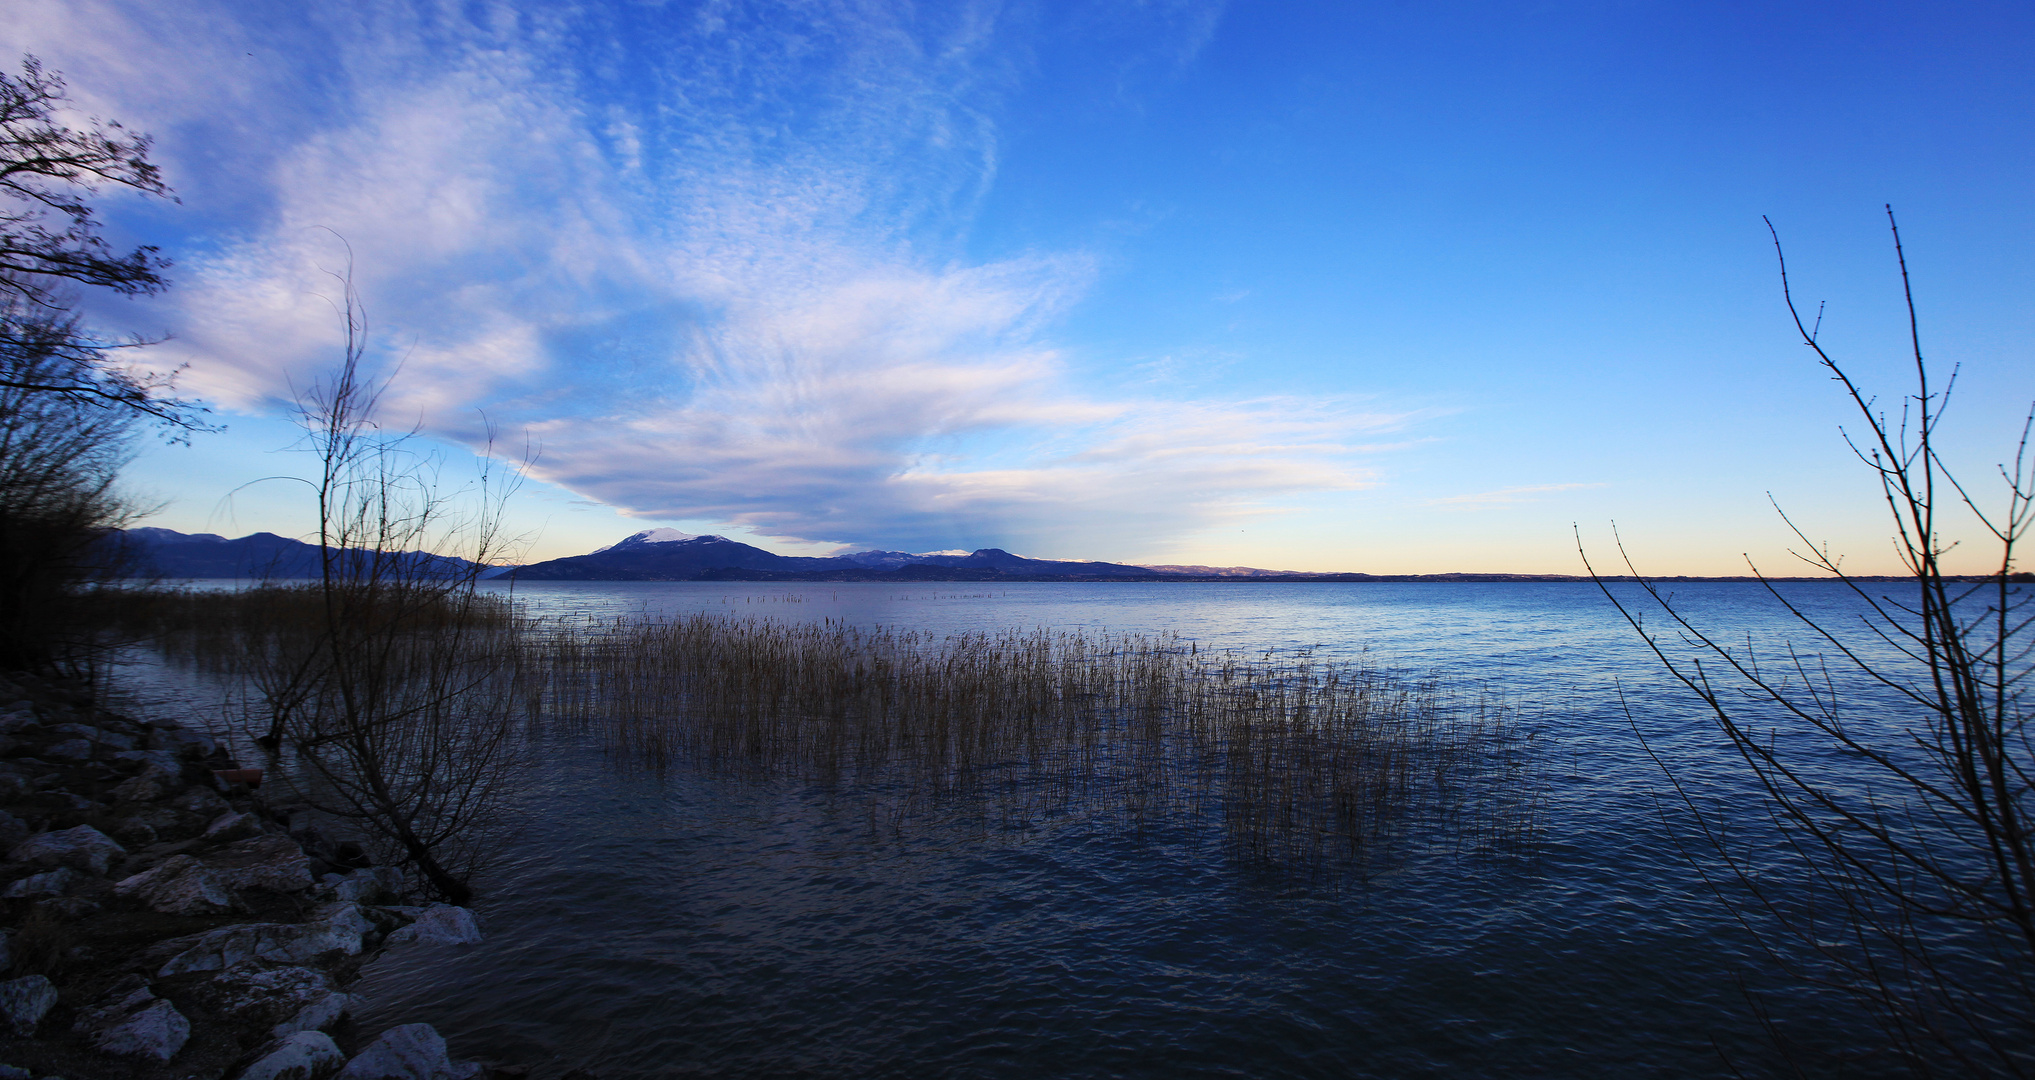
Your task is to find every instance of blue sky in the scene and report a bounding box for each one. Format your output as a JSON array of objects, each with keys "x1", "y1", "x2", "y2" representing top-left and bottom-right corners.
[{"x1": 6, "y1": 1, "x2": 2030, "y2": 574}]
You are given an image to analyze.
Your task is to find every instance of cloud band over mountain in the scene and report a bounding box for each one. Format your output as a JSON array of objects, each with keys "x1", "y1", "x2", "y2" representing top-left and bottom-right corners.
[{"x1": 7, "y1": 0, "x2": 1410, "y2": 555}]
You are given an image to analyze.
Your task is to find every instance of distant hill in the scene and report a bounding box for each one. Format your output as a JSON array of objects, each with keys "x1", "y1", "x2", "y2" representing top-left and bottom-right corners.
[
  {"x1": 509, "y1": 531, "x2": 1176, "y2": 581},
  {"x1": 121, "y1": 525, "x2": 1789, "y2": 584},
  {"x1": 116, "y1": 528, "x2": 493, "y2": 580},
  {"x1": 1134, "y1": 563, "x2": 1307, "y2": 578}
]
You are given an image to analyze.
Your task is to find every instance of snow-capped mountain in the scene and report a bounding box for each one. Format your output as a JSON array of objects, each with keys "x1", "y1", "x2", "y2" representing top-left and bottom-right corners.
[
  {"x1": 117, "y1": 527, "x2": 1320, "y2": 582},
  {"x1": 592, "y1": 528, "x2": 701, "y2": 552},
  {"x1": 834, "y1": 550, "x2": 938, "y2": 569},
  {"x1": 509, "y1": 533, "x2": 1186, "y2": 581}
]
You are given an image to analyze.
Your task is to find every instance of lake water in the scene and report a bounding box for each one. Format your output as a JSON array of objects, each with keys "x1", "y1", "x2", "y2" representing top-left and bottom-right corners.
[{"x1": 117, "y1": 580, "x2": 1930, "y2": 1077}]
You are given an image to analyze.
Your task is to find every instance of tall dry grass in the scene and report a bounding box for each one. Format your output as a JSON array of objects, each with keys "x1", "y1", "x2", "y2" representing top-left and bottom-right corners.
[
  {"x1": 537, "y1": 612, "x2": 1544, "y2": 873},
  {"x1": 100, "y1": 583, "x2": 534, "y2": 901},
  {"x1": 110, "y1": 589, "x2": 1544, "y2": 878}
]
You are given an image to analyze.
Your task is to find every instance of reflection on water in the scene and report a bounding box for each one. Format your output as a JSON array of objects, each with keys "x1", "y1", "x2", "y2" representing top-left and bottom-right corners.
[{"x1": 114, "y1": 581, "x2": 1909, "y2": 1077}]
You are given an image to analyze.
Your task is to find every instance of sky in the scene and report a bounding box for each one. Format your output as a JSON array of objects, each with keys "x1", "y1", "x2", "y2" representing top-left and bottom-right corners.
[{"x1": 4, "y1": 1, "x2": 2030, "y2": 574}]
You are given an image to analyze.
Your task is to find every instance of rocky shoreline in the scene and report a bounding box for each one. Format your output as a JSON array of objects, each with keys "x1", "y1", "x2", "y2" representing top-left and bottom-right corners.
[{"x1": 0, "y1": 670, "x2": 522, "y2": 1080}]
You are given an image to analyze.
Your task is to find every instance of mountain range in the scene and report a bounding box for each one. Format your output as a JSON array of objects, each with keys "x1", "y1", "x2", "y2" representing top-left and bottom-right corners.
[
  {"x1": 115, "y1": 526, "x2": 1326, "y2": 582},
  {"x1": 508, "y1": 529, "x2": 1248, "y2": 581},
  {"x1": 113, "y1": 528, "x2": 493, "y2": 580},
  {"x1": 115, "y1": 526, "x2": 1600, "y2": 583}
]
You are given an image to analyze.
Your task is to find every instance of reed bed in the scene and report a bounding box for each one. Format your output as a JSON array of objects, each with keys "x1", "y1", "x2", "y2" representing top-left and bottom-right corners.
[
  {"x1": 97, "y1": 583, "x2": 521, "y2": 675},
  {"x1": 107, "y1": 588, "x2": 1545, "y2": 877},
  {"x1": 536, "y1": 612, "x2": 1545, "y2": 872}
]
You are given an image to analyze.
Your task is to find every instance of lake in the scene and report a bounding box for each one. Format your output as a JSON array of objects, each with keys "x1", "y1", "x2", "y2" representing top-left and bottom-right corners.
[{"x1": 114, "y1": 580, "x2": 1923, "y2": 1077}]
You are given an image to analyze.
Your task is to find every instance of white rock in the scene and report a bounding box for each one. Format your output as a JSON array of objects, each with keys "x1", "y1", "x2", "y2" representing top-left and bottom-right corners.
[
  {"x1": 171, "y1": 786, "x2": 232, "y2": 818},
  {"x1": 91, "y1": 998, "x2": 189, "y2": 1061},
  {"x1": 236, "y1": 1030, "x2": 346, "y2": 1080},
  {"x1": 157, "y1": 904, "x2": 377, "y2": 976},
  {"x1": 205, "y1": 811, "x2": 268, "y2": 842},
  {"x1": 0, "y1": 975, "x2": 56, "y2": 1036},
  {"x1": 111, "y1": 764, "x2": 181, "y2": 803},
  {"x1": 206, "y1": 835, "x2": 314, "y2": 893},
  {"x1": 203, "y1": 963, "x2": 356, "y2": 1038},
  {"x1": 115, "y1": 855, "x2": 236, "y2": 915},
  {"x1": 335, "y1": 1023, "x2": 478, "y2": 1080},
  {"x1": 318, "y1": 866, "x2": 404, "y2": 905},
  {"x1": 71, "y1": 980, "x2": 154, "y2": 1034},
  {"x1": 8, "y1": 825, "x2": 126, "y2": 875},
  {"x1": 3, "y1": 867, "x2": 80, "y2": 899},
  {"x1": 384, "y1": 904, "x2": 483, "y2": 947},
  {"x1": 273, "y1": 992, "x2": 358, "y2": 1039}
]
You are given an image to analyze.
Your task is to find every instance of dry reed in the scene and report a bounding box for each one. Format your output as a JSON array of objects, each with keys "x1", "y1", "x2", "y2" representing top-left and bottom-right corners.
[
  {"x1": 111, "y1": 589, "x2": 1545, "y2": 878},
  {"x1": 536, "y1": 612, "x2": 1545, "y2": 873}
]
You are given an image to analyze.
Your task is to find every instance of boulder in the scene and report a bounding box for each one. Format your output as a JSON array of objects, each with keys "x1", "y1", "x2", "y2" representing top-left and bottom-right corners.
[
  {"x1": 207, "y1": 834, "x2": 315, "y2": 893},
  {"x1": 9, "y1": 824, "x2": 126, "y2": 875},
  {"x1": 0, "y1": 811, "x2": 28, "y2": 853},
  {"x1": 112, "y1": 764, "x2": 182, "y2": 803},
  {"x1": 115, "y1": 855, "x2": 236, "y2": 915},
  {"x1": 384, "y1": 905, "x2": 483, "y2": 947},
  {"x1": 335, "y1": 1023, "x2": 480, "y2": 1080},
  {"x1": 36, "y1": 895, "x2": 99, "y2": 919},
  {"x1": 70, "y1": 975, "x2": 152, "y2": 1031},
  {"x1": 236, "y1": 1030, "x2": 347, "y2": 1080},
  {"x1": 0, "y1": 1062, "x2": 27, "y2": 1079},
  {"x1": 196, "y1": 962, "x2": 357, "y2": 1039},
  {"x1": 319, "y1": 867, "x2": 404, "y2": 905},
  {"x1": 53, "y1": 790, "x2": 95, "y2": 811},
  {"x1": 150, "y1": 728, "x2": 218, "y2": 760},
  {"x1": 0, "y1": 975, "x2": 56, "y2": 1035},
  {"x1": 3, "y1": 867, "x2": 81, "y2": 899},
  {"x1": 112, "y1": 817, "x2": 160, "y2": 846},
  {"x1": 206, "y1": 810, "x2": 269, "y2": 843},
  {"x1": 42, "y1": 738, "x2": 96, "y2": 761},
  {"x1": 51, "y1": 722, "x2": 136, "y2": 751},
  {"x1": 171, "y1": 786, "x2": 233, "y2": 818},
  {"x1": 274, "y1": 990, "x2": 359, "y2": 1040},
  {"x1": 157, "y1": 903, "x2": 377, "y2": 976},
  {"x1": 112, "y1": 748, "x2": 186, "y2": 773},
  {"x1": 91, "y1": 997, "x2": 190, "y2": 1061}
]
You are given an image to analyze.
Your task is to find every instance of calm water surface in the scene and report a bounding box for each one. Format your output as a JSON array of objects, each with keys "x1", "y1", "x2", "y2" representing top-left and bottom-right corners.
[{"x1": 127, "y1": 580, "x2": 1920, "y2": 1077}]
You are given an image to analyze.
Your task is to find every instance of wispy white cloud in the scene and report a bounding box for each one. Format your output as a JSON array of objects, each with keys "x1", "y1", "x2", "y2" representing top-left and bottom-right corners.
[
  {"x1": 1428, "y1": 482, "x2": 1605, "y2": 509},
  {"x1": 6, "y1": 0, "x2": 1402, "y2": 556}
]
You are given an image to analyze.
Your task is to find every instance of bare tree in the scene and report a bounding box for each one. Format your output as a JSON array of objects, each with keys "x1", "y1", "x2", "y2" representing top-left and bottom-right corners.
[
  {"x1": 0, "y1": 55, "x2": 204, "y2": 670},
  {"x1": 264, "y1": 278, "x2": 530, "y2": 904},
  {"x1": 0, "y1": 55, "x2": 205, "y2": 431},
  {"x1": 1583, "y1": 209, "x2": 2033, "y2": 1075}
]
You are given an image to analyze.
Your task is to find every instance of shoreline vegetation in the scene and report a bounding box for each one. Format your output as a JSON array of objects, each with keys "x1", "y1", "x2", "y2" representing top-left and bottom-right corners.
[{"x1": 106, "y1": 584, "x2": 1547, "y2": 880}]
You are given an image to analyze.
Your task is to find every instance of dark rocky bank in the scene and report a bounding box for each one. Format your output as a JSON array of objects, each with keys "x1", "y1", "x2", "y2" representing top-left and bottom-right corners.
[{"x1": 0, "y1": 671, "x2": 533, "y2": 1080}]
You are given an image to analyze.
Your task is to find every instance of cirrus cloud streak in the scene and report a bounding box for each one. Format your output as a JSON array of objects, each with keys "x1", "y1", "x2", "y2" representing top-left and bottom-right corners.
[{"x1": 5, "y1": 0, "x2": 1413, "y2": 556}]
